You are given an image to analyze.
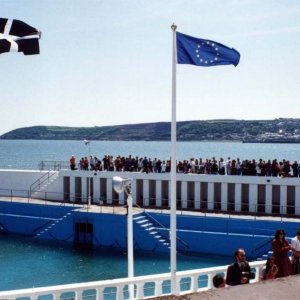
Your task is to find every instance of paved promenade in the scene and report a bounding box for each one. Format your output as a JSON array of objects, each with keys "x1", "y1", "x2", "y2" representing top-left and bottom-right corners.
[{"x1": 155, "y1": 275, "x2": 300, "y2": 300}]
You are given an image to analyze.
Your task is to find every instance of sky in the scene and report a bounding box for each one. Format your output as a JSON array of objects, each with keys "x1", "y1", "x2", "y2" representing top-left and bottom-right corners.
[{"x1": 1, "y1": 0, "x2": 300, "y2": 135}]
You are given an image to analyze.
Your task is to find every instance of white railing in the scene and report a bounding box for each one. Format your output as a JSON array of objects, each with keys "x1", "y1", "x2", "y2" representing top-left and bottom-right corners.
[{"x1": 0, "y1": 261, "x2": 265, "y2": 300}]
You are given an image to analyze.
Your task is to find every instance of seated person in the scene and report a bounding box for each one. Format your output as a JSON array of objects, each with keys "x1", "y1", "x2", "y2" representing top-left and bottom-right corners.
[
  {"x1": 226, "y1": 248, "x2": 255, "y2": 286},
  {"x1": 261, "y1": 257, "x2": 278, "y2": 280},
  {"x1": 213, "y1": 273, "x2": 226, "y2": 288}
]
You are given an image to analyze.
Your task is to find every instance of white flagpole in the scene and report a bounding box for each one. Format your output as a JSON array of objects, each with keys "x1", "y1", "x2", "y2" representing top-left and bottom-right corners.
[{"x1": 170, "y1": 23, "x2": 178, "y2": 296}]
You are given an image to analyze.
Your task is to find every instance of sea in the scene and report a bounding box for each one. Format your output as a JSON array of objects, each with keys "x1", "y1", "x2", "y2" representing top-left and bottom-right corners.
[
  {"x1": 0, "y1": 139, "x2": 299, "y2": 292},
  {"x1": 0, "y1": 139, "x2": 299, "y2": 170}
]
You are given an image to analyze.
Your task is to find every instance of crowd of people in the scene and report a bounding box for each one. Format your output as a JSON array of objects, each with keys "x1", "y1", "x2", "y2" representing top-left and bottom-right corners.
[
  {"x1": 212, "y1": 227, "x2": 300, "y2": 289},
  {"x1": 70, "y1": 154, "x2": 300, "y2": 177}
]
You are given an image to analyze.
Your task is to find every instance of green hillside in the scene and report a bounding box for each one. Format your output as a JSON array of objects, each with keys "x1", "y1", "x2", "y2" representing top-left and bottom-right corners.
[{"x1": 1, "y1": 118, "x2": 300, "y2": 141}]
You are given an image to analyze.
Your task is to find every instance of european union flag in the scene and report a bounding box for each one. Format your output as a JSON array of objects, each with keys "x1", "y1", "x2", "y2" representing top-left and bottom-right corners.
[{"x1": 176, "y1": 32, "x2": 240, "y2": 67}]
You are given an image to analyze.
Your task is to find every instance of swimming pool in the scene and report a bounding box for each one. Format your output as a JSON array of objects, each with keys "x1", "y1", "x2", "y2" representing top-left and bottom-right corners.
[
  {"x1": 0, "y1": 234, "x2": 232, "y2": 291},
  {"x1": 1, "y1": 200, "x2": 298, "y2": 294}
]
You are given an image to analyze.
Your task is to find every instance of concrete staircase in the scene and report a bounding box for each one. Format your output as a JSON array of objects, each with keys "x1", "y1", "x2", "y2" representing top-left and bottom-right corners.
[
  {"x1": 34, "y1": 211, "x2": 72, "y2": 238},
  {"x1": 134, "y1": 215, "x2": 171, "y2": 250},
  {"x1": 256, "y1": 250, "x2": 274, "y2": 261},
  {"x1": 30, "y1": 171, "x2": 59, "y2": 198}
]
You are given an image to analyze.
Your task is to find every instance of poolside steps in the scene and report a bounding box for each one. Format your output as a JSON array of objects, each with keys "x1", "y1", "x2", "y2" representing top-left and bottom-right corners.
[
  {"x1": 257, "y1": 250, "x2": 274, "y2": 261},
  {"x1": 134, "y1": 215, "x2": 171, "y2": 249},
  {"x1": 30, "y1": 171, "x2": 60, "y2": 199},
  {"x1": 34, "y1": 211, "x2": 72, "y2": 238}
]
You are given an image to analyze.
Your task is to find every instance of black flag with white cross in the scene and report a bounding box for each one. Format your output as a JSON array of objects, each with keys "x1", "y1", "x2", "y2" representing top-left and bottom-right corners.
[{"x1": 0, "y1": 18, "x2": 41, "y2": 55}]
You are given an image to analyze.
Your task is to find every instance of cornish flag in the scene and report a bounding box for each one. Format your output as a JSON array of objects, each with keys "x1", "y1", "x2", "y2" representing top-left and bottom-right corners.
[{"x1": 0, "y1": 18, "x2": 41, "y2": 55}]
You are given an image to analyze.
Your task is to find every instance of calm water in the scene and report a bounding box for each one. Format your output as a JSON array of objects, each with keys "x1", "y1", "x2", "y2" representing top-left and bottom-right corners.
[
  {"x1": 0, "y1": 234, "x2": 231, "y2": 291},
  {"x1": 0, "y1": 139, "x2": 299, "y2": 170}
]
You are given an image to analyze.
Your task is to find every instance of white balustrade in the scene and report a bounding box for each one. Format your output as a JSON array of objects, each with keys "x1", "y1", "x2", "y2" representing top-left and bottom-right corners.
[{"x1": 0, "y1": 261, "x2": 265, "y2": 300}]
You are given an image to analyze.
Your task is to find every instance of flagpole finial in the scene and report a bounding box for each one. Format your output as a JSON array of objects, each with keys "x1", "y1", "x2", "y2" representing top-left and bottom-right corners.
[{"x1": 171, "y1": 23, "x2": 177, "y2": 31}]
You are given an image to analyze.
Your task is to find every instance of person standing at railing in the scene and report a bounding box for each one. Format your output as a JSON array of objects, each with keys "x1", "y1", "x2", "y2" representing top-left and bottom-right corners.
[
  {"x1": 226, "y1": 248, "x2": 255, "y2": 286},
  {"x1": 69, "y1": 155, "x2": 76, "y2": 170},
  {"x1": 291, "y1": 161, "x2": 299, "y2": 177},
  {"x1": 83, "y1": 157, "x2": 89, "y2": 170},
  {"x1": 291, "y1": 228, "x2": 300, "y2": 274},
  {"x1": 89, "y1": 156, "x2": 95, "y2": 170},
  {"x1": 218, "y1": 158, "x2": 226, "y2": 175},
  {"x1": 226, "y1": 157, "x2": 231, "y2": 175},
  {"x1": 272, "y1": 229, "x2": 293, "y2": 277}
]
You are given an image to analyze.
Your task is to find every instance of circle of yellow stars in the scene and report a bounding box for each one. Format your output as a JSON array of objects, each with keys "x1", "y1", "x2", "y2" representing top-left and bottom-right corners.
[{"x1": 195, "y1": 41, "x2": 220, "y2": 65}]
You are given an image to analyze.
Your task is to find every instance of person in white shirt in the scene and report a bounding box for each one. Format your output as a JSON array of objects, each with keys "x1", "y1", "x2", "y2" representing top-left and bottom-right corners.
[
  {"x1": 218, "y1": 157, "x2": 226, "y2": 175},
  {"x1": 89, "y1": 156, "x2": 95, "y2": 170},
  {"x1": 226, "y1": 157, "x2": 231, "y2": 175},
  {"x1": 291, "y1": 228, "x2": 300, "y2": 274}
]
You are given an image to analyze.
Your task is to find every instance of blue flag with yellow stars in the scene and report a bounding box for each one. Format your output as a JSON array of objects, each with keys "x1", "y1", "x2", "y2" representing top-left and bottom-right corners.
[{"x1": 176, "y1": 32, "x2": 240, "y2": 67}]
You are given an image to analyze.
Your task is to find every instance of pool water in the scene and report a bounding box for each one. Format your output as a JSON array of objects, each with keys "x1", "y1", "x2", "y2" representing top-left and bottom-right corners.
[{"x1": 0, "y1": 233, "x2": 232, "y2": 292}]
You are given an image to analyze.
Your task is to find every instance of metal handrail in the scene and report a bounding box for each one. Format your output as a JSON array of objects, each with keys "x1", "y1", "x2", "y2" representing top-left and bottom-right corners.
[
  {"x1": 39, "y1": 161, "x2": 69, "y2": 171},
  {"x1": 140, "y1": 208, "x2": 190, "y2": 250},
  {"x1": 1, "y1": 187, "x2": 300, "y2": 222},
  {"x1": 29, "y1": 170, "x2": 58, "y2": 196},
  {"x1": 0, "y1": 188, "x2": 84, "y2": 208},
  {"x1": 251, "y1": 236, "x2": 274, "y2": 257}
]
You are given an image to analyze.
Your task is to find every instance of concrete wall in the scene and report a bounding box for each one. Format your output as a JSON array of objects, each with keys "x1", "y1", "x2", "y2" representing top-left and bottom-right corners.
[
  {"x1": 0, "y1": 170, "x2": 49, "y2": 191},
  {"x1": 1, "y1": 169, "x2": 300, "y2": 216}
]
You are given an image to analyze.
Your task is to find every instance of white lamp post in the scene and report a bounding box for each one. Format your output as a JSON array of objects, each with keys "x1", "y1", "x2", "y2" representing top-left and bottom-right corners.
[
  {"x1": 84, "y1": 139, "x2": 91, "y2": 207},
  {"x1": 112, "y1": 176, "x2": 134, "y2": 299}
]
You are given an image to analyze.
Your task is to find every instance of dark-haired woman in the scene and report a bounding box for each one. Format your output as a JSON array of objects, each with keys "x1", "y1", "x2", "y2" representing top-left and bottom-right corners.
[
  {"x1": 272, "y1": 229, "x2": 293, "y2": 277},
  {"x1": 262, "y1": 257, "x2": 278, "y2": 280}
]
